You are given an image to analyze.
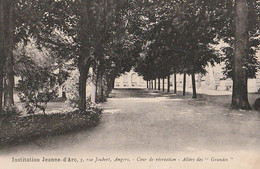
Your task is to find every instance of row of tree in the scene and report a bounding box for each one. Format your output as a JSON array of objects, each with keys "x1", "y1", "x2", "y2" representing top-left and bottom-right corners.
[
  {"x1": 128, "y1": 0, "x2": 259, "y2": 110},
  {"x1": 0, "y1": 0, "x2": 259, "y2": 114},
  {"x1": 0, "y1": 0, "x2": 138, "y2": 114}
]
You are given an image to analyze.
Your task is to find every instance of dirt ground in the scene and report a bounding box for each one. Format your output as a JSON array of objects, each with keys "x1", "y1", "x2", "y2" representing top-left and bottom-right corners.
[{"x1": 1, "y1": 88, "x2": 260, "y2": 169}]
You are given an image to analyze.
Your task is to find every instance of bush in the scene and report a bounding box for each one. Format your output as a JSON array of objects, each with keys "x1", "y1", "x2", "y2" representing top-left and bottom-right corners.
[
  {"x1": 96, "y1": 95, "x2": 107, "y2": 103},
  {"x1": 0, "y1": 105, "x2": 22, "y2": 119},
  {"x1": 0, "y1": 107, "x2": 102, "y2": 146},
  {"x1": 253, "y1": 98, "x2": 260, "y2": 111},
  {"x1": 63, "y1": 70, "x2": 80, "y2": 108},
  {"x1": 17, "y1": 68, "x2": 58, "y2": 114},
  {"x1": 87, "y1": 102, "x2": 103, "y2": 114},
  {"x1": 63, "y1": 70, "x2": 92, "y2": 108}
]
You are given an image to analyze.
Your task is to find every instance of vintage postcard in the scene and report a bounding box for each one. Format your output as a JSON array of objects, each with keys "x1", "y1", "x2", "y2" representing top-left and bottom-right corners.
[{"x1": 0, "y1": 0, "x2": 259, "y2": 169}]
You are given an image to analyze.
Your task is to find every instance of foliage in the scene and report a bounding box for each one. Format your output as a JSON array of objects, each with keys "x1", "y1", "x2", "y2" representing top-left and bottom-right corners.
[
  {"x1": 130, "y1": 0, "x2": 222, "y2": 81},
  {"x1": 63, "y1": 70, "x2": 80, "y2": 108},
  {"x1": 2, "y1": 0, "x2": 259, "y2": 112},
  {"x1": 17, "y1": 68, "x2": 58, "y2": 114},
  {"x1": 0, "y1": 105, "x2": 22, "y2": 119},
  {"x1": 0, "y1": 108, "x2": 102, "y2": 146},
  {"x1": 63, "y1": 69, "x2": 93, "y2": 108},
  {"x1": 86, "y1": 101, "x2": 103, "y2": 114},
  {"x1": 219, "y1": 0, "x2": 260, "y2": 79}
]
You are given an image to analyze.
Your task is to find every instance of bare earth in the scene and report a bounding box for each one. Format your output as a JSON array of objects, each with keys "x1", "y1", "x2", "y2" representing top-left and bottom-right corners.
[{"x1": 1, "y1": 89, "x2": 260, "y2": 169}]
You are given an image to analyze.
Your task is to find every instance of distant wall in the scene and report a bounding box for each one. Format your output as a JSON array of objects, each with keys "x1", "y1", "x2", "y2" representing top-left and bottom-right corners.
[{"x1": 114, "y1": 70, "x2": 146, "y2": 88}]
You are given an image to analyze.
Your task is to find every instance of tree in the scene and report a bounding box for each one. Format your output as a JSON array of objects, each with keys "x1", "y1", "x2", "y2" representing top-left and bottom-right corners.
[
  {"x1": 167, "y1": 75, "x2": 170, "y2": 93},
  {"x1": 215, "y1": 0, "x2": 259, "y2": 109},
  {"x1": 13, "y1": 0, "x2": 92, "y2": 111},
  {"x1": 91, "y1": 0, "x2": 136, "y2": 101},
  {"x1": 12, "y1": 0, "x2": 126, "y2": 111},
  {"x1": 77, "y1": 0, "x2": 93, "y2": 111},
  {"x1": 17, "y1": 68, "x2": 58, "y2": 114},
  {"x1": 177, "y1": 0, "x2": 221, "y2": 98},
  {"x1": 183, "y1": 73, "x2": 186, "y2": 96},
  {"x1": 132, "y1": 0, "x2": 177, "y2": 89},
  {"x1": 173, "y1": 73, "x2": 177, "y2": 94},
  {"x1": 3, "y1": 0, "x2": 15, "y2": 109},
  {"x1": 0, "y1": 0, "x2": 5, "y2": 114},
  {"x1": 231, "y1": 0, "x2": 251, "y2": 110},
  {"x1": 220, "y1": 0, "x2": 259, "y2": 80},
  {"x1": 134, "y1": 0, "x2": 221, "y2": 99}
]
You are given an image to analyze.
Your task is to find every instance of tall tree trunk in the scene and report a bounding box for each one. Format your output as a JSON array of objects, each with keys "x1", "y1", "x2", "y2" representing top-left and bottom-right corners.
[
  {"x1": 78, "y1": 62, "x2": 90, "y2": 112},
  {"x1": 154, "y1": 79, "x2": 156, "y2": 89},
  {"x1": 0, "y1": 0, "x2": 4, "y2": 114},
  {"x1": 231, "y1": 0, "x2": 251, "y2": 110},
  {"x1": 146, "y1": 80, "x2": 149, "y2": 89},
  {"x1": 151, "y1": 80, "x2": 153, "y2": 89},
  {"x1": 106, "y1": 77, "x2": 110, "y2": 95},
  {"x1": 111, "y1": 76, "x2": 115, "y2": 89},
  {"x1": 167, "y1": 75, "x2": 170, "y2": 93},
  {"x1": 3, "y1": 0, "x2": 14, "y2": 109},
  {"x1": 78, "y1": 69, "x2": 88, "y2": 112},
  {"x1": 158, "y1": 78, "x2": 160, "y2": 90},
  {"x1": 105, "y1": 74, "x2": 112, "y2": 96},
  {"x1": 183, "y1": 73, "x2": 186, "y2": 96},
  {"x1": 95, "y1": 68, "x2": 99, "y2": 102},
  {"x1": 78, "y1": 1, "x2": 91, "y2": 112},
  {"x1": 91, "y1": 69, "x2": 96, "y2": 103},
  {"x1": 162, "y1": 78, "x2": 165, "y2": 91},
  {"x1": 191, "y1": 73, "x2": 197, "y2": 98},
  {"x1": 174, "y1": 73, "x2": 177, "y2": 94},
  {"x1": 100, "y1": 72, "x2": 104, "y2": 102}
]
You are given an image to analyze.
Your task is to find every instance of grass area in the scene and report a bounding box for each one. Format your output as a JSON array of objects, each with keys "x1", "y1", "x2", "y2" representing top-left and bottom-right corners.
[
  {"x1": 143, "y1": 88, "x2": 260, "y2": 110},
  {"x1": 185, "y1": 92, "x2": 260, "y2": 109}
]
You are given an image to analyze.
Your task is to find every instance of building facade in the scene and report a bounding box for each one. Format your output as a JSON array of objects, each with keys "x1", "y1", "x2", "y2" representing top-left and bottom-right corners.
[
  {"x1": 114, "y1": 69, "x2": 147, "y2": 88},
  {"x1": 114, "y1": 64, "x2": 260, "y2": 93},
  {"x1": 174, "y1": 63, "x2": 260, "y2": 93}
]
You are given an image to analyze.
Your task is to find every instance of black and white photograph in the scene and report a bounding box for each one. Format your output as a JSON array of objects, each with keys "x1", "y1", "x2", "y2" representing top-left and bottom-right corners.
[{"x1": 0, "y1": 0, "x2": 259, "y2": 168}]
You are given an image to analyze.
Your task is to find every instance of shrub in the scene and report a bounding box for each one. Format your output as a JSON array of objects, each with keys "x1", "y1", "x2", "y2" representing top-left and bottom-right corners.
[
  {"x1": 63, "y1": 70, "x2": 92, "y2": 108},
  {"x1": 0, "y1": 108, "x2": 102, "y2": 146},
  {"x1": 63, "y1": 70, "x2": 79, "y2": 108},
  {"x1": 0, "y1": 105, "x2": 22, "y2": 119},
  {"x1": 253, "y1": 98, "x2": 260, "y2": 111},
  {"x1": 17, "y1": 68, "x2": 58, "y2": 114},
  {"x1": 87, "y1": 102, "x2": 103, "y2": 114},
  {"x1": 97, "y1": 95, "x2": 108, "y2": 103}
]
